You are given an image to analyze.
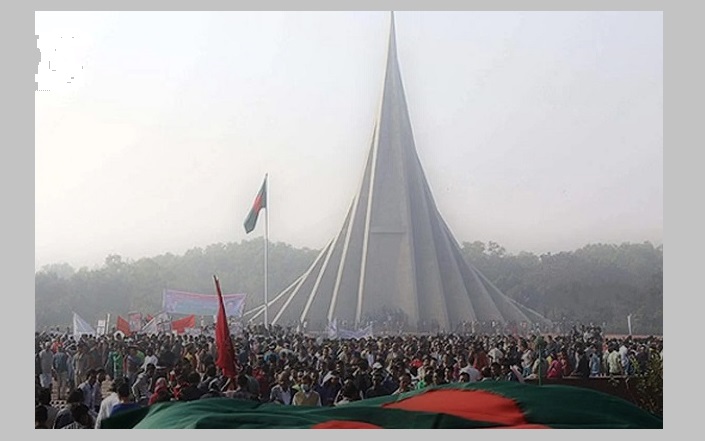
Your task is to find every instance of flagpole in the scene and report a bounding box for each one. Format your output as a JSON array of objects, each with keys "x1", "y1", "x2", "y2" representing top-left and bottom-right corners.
[{"x1": 264, "y1": 173, "x2": 269, "y2": 331}]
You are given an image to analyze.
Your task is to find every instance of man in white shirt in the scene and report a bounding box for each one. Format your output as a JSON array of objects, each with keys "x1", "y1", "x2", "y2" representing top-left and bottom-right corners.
[
  {"x1": 460, "y1": 363, "x2": 482, "y2": 382},
  {"x1": 142, "y1": 346, "x2": 159, "y2": 371},
  {"x1": 520, "y1": 345, "x2": 535, "y2": 378},
  {"x1": 38, "y1": 343, "x2": 54, "y2": 393},
  {"x1": 619, "y1": 342, "x2": 630, "y2": 373},
  {"x1": 488, "y1": 343, "x2": 504, "y2": 364},
  {"x1": 95, "y1": 379, "x2": 122, "y2": 428},
  {"x1": 132, "y1": 363, "x2": 156, "y2": 406}
]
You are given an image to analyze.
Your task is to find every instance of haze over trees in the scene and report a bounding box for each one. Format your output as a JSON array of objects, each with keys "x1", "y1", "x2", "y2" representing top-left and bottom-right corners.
[{"x1": 35, "y1": 240, "x2": 662, "y2": 335}]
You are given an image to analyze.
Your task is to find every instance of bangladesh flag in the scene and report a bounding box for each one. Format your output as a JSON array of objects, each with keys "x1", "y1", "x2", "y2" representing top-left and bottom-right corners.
[
  {"x1": 100, "y1": 382, "x2": 662, "y2": 429},
  {"x1": 244, "y1": 175, "x2": 267, "y2": 234}
]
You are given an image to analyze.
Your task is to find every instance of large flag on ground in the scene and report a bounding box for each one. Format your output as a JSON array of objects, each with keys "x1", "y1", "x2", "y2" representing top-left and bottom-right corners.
[
  {"x1": 244, "y1": 175, "x2": 267, "y2": 233},
  {"x1": 72, "y1": 312, "x2": 96, "y2": 339},
  {"x1": 101, "y1": 382, "x2": 662, "y2": 429},
  {"x1": 214, "y1": 275, "x2": 237, "y2": 379}
]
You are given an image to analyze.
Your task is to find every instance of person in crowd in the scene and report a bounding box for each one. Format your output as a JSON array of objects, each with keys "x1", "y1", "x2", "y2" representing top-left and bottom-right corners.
[
  {"x1": 149, "y1": 377, "x2": 173, "y2": 405},
  {"x1": 200, "y1": 380, "x2": 226, "y2": 400},
  {"x1": 269, "y1": 371, "x2": 294, "y2": 405},
  {"x1": 365, "y1": 372, "x2": 389, "y2": 399},
  {"x1": 319, "y1": 371, "x2": 342, "y2": 406},
  {"x1": 38, "y1": 342, "x2": 54, "y2": 397},
  {"x1": 547, "y1": 352, "x2": 563, "y2": 379},
  {"x1": 62, "y1": 404, "x2": 94, "y2": 429},
  {"x1": 125, "y1": 345, "x2": 143, "y2": 386},
  {"x1": 92, "y1": 368, "x2": 107, "y2": 413},
  {"x1": 335, "y1": 380, "x2": 363, "y2": 406},
  {"x1": 292, "y1": 374, "x2": 322, "y2": 406},
  {"x1": 352, "y1": 359, "x2": 373, "y2": 398},
  {"x1": 109, "y1": 382, "x2": 140, "y2": 418},
  {"x1": 589, "y1": 346, "x2": 602, "y2": 377},
  {"x1": 104, "y1": 343, "x2": 124, "y2": 382},
  {"x1": 132, "y1": 363, "x2": 156, "y2": 405},
  {"x1": 392, "y1": 373, "x2": 413, "y2": 395},
  {"x1": 95, "y1": 377, "x2": 124, "y2": 429},
  {"x1": 571, "y1": 347, "x2": 590, "y2": 378},
  {"x1": 73, "y1": 344, "x2": 92, "y2": 389},
  {"x1": 559, "y1": 350, "x2": 573, "y2": 377},
  {"x1": 142, "y1": 346, "x2": 159, "y2": 372},
  {"x1": 35, "y1": 405, "x2": 49, "y2": 429},
  {"x1": 635, "y1": 345, "x2": 649, "y2": 374},
  {"x1": 36, "y1": 387, "x2": 59, "y2": 429},
  {"x1": 77, "y1": 369, "x2": 99, "y2": 413},
  {"x1": 480, "y1": 367, "x2": 494, "y2": 382},
  {"x1": 606, "y1": 344, "x2": 623, "y2": 376},
  {"x1": 198, "y1": 364, "x2": 218, "y2": 393},
  {"x1": 178, "y1": 371, "x2": 206, "y2": 402},
  {"x1": 242, "y1": 364, "x2": 261, "y2": 399},
  {"x1": 53, "y1": 388, "x2": 85, "y2": 429},
  {"x1": 53, "y1": 344, "x2": 71, "y2": 400},
  {"x1": 472, "y1": 343, "x2": 490, "y2": 373},
  {"x1": 224, "y1": 373, "x2": 258, "y2": 401}
]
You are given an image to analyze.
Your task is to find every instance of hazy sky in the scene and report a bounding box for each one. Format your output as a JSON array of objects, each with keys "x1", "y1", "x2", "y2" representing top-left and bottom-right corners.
[{"x1": 35, "y1": 11, "x2": 663, "y2": 271}]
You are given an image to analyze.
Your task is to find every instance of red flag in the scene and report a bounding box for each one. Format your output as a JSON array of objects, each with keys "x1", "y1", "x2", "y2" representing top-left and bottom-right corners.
[
  {"x1": 171, "y1": 315, "x2": 196, "y2": 334},
  {"x1": 117, "y1": 316, "x2": 132, "y2": 336},
  {"x1": 214, "y1": 275, "x2": 237, "y2": 379}
]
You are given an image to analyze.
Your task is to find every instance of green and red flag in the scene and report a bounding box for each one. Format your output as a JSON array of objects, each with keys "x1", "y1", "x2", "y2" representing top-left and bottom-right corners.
[
  {"x1": 244, "y1": 175, "x2": 267, "y2": 234},
  {"x1": 101, "y1": 381, "x2": 662, "y2": 429}
]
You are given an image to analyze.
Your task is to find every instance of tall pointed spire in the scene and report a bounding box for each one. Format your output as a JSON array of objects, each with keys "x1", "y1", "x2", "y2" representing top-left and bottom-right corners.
[{"x1": 245, "y1": 13, "x2": 550, "y2": 332}]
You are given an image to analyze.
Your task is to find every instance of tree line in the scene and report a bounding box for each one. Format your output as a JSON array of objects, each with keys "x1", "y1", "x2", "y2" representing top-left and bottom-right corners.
[{"x1": 35, "y1": 239, "x2": 662, "y2": 335}]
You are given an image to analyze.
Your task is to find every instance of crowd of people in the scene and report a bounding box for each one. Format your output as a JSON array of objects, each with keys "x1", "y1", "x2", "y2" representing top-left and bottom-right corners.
[{"x1": 34, "y1": 323, "x2": 663, "y2": 429}]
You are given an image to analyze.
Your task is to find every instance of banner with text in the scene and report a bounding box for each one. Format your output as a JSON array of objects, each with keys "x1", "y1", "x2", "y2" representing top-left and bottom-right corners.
[{"x1": 163, "y1": 289, "x2": 246, "y2": 317}]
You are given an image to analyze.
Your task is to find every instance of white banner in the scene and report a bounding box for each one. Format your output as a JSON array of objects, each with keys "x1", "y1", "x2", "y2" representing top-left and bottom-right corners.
[
  {"x1": 73, "y1": 312, "x2": 96, "y2": 339},
  {"x1": 142, "y1": 311, "x2": 171, "y2": 335},
  {"x1": 326, "y1": 318, "x2": 373, "y2": 340},
  {"x1": 96, "y1": 319, "x2": 107, "y2": 336}
]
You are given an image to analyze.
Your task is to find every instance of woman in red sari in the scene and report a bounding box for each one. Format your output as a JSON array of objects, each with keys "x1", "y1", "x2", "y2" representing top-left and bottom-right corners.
[{"x1": 546, "y1": 352, "x2": 563, "y2": 379}]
